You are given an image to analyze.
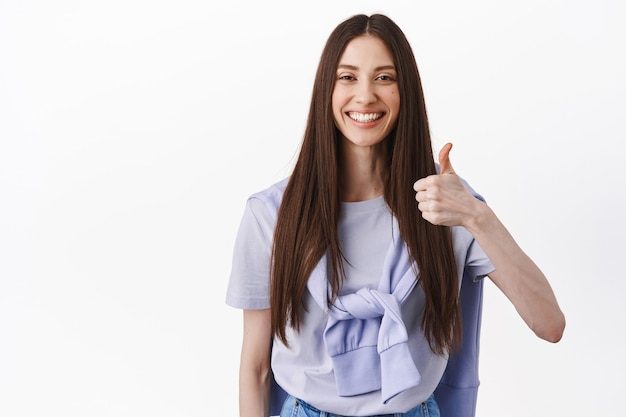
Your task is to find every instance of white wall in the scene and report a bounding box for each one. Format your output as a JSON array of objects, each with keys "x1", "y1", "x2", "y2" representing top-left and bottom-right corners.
[{"x1": 1, "y1": 0, "x2": 624, "y2": 415}]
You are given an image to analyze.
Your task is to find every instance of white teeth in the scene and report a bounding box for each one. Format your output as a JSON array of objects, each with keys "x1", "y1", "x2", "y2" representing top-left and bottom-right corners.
[{"x1": 348, "y1": 112, "x2": 383, "y2": 123}]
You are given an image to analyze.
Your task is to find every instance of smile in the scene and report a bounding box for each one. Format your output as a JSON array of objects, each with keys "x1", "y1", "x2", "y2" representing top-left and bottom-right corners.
[{"x1": 347, "y1": 112, "x2": 384, "y2": 123}]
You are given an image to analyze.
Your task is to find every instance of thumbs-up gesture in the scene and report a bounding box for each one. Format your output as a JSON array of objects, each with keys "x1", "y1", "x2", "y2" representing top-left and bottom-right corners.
[
  {"x1": 413, "y1": 143, "x2": 480, "y2": 227},
  {"x1": 438, "y1": 142, "x2": 456, "y2": 175}
]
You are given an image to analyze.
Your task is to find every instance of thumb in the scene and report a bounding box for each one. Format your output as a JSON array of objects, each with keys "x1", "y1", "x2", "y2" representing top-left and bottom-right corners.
[{"x1": 438, "y1": 142, "x2": 455, "y2": 174}]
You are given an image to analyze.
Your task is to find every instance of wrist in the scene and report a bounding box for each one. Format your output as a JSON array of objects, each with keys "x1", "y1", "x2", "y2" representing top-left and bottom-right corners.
[{"x1": 465, "y1": 199, "x2": 493, "y2": 236}]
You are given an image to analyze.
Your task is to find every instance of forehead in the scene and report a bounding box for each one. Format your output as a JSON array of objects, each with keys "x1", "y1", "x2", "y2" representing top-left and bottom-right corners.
[{"x1": 338, "y1": 35, "x2": 395, "y2": 66}]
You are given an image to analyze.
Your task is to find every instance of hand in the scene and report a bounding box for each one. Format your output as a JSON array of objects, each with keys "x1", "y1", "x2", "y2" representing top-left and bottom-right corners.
[{"x1": 413, "y1": 143, "x2": 480, "y2": 227}]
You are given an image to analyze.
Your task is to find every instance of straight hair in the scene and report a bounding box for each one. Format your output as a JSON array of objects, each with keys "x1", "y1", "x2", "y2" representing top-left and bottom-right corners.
[{"x1": 270, "y1": 14, "x2": 460, "y2": 355}]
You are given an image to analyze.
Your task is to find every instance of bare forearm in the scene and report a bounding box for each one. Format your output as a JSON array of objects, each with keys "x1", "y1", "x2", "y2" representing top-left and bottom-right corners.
[
  {"x1": 239, "y1": 309, "x2": 273, "y2": 417},
  {"x1": 239, "y1": 367, "x2": 271, "y2": 417},
  {"x1": 466, "y1": 202, "x2": 566, "y2": 342}
]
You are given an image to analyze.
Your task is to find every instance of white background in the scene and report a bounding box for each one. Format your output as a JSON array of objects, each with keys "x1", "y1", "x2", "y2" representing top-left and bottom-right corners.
[{"x1": 1, "y1": 0, "x2": 625, "y2": 416}]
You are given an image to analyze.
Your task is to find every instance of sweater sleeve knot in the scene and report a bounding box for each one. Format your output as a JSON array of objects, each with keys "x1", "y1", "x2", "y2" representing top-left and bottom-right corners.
[{"x1": 307, "y1": 218, "x2": 423, "y2": 403}]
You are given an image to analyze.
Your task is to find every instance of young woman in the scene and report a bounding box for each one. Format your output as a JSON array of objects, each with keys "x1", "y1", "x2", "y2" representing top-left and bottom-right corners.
[{"x1": 226, "y1": 13, "x2": 565, "y2": 417}]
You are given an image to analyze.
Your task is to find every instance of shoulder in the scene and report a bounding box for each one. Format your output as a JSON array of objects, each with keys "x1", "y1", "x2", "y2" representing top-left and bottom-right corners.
[{"x1": 246, "y1": 177, "x2": 290, "y2": 220}]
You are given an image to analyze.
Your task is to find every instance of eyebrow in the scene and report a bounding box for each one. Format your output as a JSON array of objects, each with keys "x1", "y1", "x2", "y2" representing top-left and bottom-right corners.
[{"x1": 337, "y1": 64, "x2": 396, "y2": 72}]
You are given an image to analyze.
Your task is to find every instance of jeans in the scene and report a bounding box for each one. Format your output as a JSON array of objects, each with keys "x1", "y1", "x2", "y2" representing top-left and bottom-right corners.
[{"x1": 279, "y1": 394, "x2": 441, "y2": 417}]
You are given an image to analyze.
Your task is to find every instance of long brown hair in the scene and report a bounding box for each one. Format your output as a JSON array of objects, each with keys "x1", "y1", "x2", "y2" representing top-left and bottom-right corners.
[{"x1": 270, "y1": 14, "x2": 460, "y2": 355}]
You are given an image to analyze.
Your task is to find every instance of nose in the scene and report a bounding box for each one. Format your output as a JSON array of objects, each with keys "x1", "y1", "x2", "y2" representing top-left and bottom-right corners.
[{"x1": 355, "y1": 80, "x2": 376, "y2": 104}]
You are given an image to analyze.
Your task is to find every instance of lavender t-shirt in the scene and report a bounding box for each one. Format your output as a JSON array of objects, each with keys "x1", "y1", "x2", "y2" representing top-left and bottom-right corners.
[{"x1": 226, "y1": 178, "x2": 494, "y2": 415}]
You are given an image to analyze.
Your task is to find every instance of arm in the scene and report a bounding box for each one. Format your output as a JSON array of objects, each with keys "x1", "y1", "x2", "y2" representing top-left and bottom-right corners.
[
  {"x1": 239, "y1": 308, "x2": 272, "y2": 417},
  {"x1": 414, "y1": 143, "x2": 565, "y2": 342},
  {"x1": 464, "y1": 202, "x2": 565, "y2": 342}
]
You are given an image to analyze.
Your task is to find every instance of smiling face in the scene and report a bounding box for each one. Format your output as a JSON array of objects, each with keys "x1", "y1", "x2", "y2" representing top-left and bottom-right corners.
[{"x1": 332, "y1": 35, "x2": 400, "y2": 150}]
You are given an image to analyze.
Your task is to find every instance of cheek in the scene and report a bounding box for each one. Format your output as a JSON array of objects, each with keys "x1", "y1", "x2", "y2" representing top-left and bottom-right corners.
[
  {"x1": 391, "y1": 90, "x2": 400, "y2": 110},
  {"x1": 388, "y1": 91, "x2": 400, "y2": 126},
  {"x1": 331, "y1": 94, "x2": 344, "y2": 121}
]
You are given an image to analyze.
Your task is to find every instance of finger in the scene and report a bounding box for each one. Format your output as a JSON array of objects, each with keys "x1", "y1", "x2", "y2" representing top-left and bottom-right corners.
[
  {"x1": 438, "y1": 142, "x2": 455, "y2": 175},
  {"x1": 415, "y1": 189, "x2": 428, "y2": 203},
  {"x1": 413, "y1": 178, "x2": 428, "y2": 192}
]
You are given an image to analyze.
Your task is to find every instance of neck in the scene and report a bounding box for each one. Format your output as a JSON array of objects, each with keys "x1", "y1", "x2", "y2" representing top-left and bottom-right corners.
[{"x1": 340, "y1": 140, "x2": 387, "y2": 202}]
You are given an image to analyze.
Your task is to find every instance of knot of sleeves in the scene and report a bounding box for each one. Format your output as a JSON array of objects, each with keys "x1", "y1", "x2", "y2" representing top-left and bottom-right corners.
[{"x1": 307, "y1": 218, "x2": 422, "y2": 403}]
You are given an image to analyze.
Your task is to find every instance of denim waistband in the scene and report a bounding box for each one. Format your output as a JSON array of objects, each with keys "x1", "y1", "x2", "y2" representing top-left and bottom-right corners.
[{"x1": 287, "y1": 394, "x2": 435, "y2": 417}]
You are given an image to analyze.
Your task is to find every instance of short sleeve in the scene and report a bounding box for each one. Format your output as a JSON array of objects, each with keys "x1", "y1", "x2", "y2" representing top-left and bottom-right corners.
[
  {"x1": 465, "y1": 238, "x2": 495, "y2": 281},
  {"x1": 225, "y1": 197, "x2": 276, "y2": 310}
]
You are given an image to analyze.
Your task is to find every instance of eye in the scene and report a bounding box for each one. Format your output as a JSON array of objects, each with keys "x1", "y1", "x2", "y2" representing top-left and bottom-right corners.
[
  {"x1": 337, "y1": 74, "x2": 356, "y2": 81},
  {"x1": 376, "y1": 74, "x2": 396, "y2": 82}
]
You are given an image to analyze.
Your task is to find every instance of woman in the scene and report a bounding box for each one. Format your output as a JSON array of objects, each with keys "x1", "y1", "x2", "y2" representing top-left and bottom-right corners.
[{"x1": 226, "y1": 13, "x2": 565, "y2": 417}]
